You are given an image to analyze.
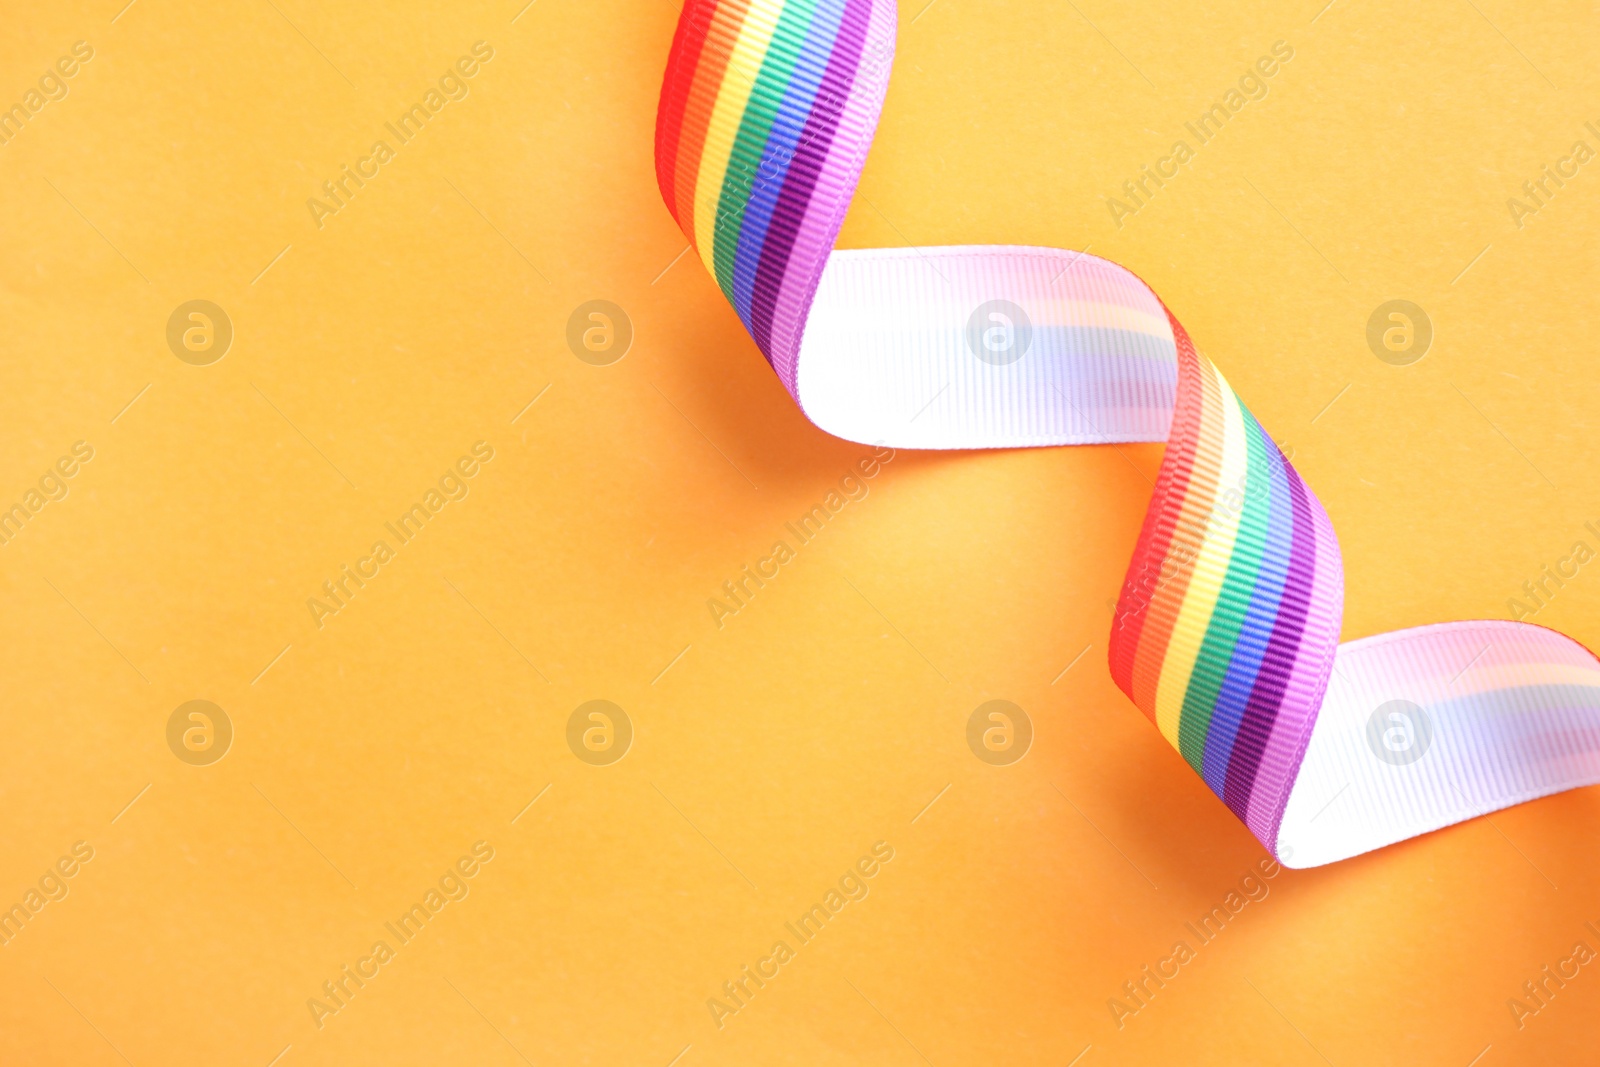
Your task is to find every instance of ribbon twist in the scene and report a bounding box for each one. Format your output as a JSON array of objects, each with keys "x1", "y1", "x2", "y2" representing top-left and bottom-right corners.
[{"x1": 654, "y1": 0, "x2": 1600, "y2": 866}]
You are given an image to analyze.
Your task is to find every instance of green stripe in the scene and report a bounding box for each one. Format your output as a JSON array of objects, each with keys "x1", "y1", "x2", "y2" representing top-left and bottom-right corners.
[
  {"x1": 1176, "y1": 400, "x2": 1276, "y2": 772},
  {"x1": 710, "y1": 0, "x2": 819, "y2": 298}
]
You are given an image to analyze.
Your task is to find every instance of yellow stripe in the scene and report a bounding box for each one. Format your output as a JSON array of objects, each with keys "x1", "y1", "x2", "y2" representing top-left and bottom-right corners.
[
  {"x1": 1415, "y1": 663, "x2": 1600, "y2": 692},
  {"x1": 1044, "y1": 299, "x2": 1175, "y2": 340},
  {"x1": 1153, "y1": 366, "x2": 1250, "y2": 745},
  {"x1": 846, "y1": 297, "x2": 1173, "y2": 340},
  {"x1": 691, "y1": 0, "x2": 785, "y2": 273},
  {"x1": 852, "y1": 297, "x2": 1173, "y2": 343},
  {"x1": 1142, "y1": 362, "x2": 1232, "y2": 741}
]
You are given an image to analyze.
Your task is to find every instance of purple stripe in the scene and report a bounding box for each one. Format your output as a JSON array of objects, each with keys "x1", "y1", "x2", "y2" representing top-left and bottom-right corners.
[
  {"x1": 746, "y1": 0, "x2": 871, "y2": 358},
  {"x1": 1222, "y1": 455, "x2": 1320, "y2": 818}
]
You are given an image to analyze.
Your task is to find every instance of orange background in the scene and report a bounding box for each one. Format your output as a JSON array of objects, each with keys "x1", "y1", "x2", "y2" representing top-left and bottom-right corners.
[{"x1": 2, "y1": 0, "x2": 1598, "y2": 1064}]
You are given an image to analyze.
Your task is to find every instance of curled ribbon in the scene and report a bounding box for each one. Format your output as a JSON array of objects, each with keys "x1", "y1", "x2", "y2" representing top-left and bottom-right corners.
[{"x1": 654, "y1": 0, "x2": 1600, "y2": 866}]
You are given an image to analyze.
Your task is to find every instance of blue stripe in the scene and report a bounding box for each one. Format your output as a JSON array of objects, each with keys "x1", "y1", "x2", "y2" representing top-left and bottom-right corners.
[
  {"x1": 730, "y1": 0, "x2": 849, "y2": 323},
  {"x1": 1201, "y1": 420, "x2": 1296, "y2": 796}
]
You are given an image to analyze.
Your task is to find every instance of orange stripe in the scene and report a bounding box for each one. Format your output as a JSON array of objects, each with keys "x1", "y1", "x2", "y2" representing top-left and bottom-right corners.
[
  {"x1": 672, "y1": 0, "x2": 753, "y2": 246},
  {"x1": 1129, "y1": 358, "x2": 1230, "y2": 711}
]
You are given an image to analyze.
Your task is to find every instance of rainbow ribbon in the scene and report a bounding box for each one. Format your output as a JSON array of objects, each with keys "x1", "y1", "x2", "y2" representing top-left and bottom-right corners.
[{"x1": 654, "y1": 0, "x2": 1600, "y2": 866}]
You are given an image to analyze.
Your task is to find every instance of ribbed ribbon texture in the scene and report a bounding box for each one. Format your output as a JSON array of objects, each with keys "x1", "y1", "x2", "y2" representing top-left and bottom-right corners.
[{"x1": 653, "y1": 0, "x2": 1600, "y2": 867}]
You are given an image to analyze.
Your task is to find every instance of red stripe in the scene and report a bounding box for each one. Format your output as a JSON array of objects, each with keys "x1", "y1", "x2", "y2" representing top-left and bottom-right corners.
[
  {"x1": 1130, "y1": 342, "x2": 1228, "y2": 712},
  {"x1": 671, "y1": 0, "x2": 753, "y2": 242},
  {"x1": 654, "y1": 1, "x2": 717, "y2": 224},
  {"x1": 1132, "y1": 352, "x2": 1232, "y2": 711},
  {"x1": 1109, "y1": 311, "x2": 1211, "y2": 716}
]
